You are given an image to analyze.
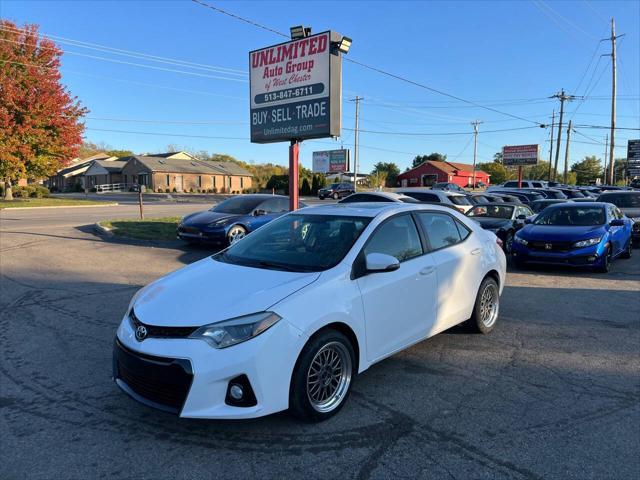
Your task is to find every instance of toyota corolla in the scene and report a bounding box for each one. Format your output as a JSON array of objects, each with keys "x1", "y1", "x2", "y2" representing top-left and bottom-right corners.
[{"x1": 114, "y1": 203, "x2": 506, "y2": 421}]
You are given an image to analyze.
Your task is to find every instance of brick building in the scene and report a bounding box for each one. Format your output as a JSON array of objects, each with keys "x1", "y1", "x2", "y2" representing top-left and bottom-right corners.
[{"x1": 397, "y1": 161, "x2": 490, "y2": 188}]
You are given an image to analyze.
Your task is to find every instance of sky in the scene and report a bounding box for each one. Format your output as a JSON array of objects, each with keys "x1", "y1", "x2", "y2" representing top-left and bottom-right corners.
[{"x1": 1, "y1": 0, "x2": 639, "y2": 174}]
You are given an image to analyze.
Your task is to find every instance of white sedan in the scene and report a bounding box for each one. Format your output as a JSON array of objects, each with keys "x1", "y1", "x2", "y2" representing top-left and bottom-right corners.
[{"x1": 113, "y1": 203, "x2": 506, "y2": 421}]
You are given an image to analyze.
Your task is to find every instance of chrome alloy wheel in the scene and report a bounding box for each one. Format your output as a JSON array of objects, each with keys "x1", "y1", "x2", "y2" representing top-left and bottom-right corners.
[
  {"x1": 480, "y1": 283, "x2": 499, "y2": 328},
  {"x1": 306, "y1": 342, "x2": 352, "y2": 413},
  {"x1": 227, "y1": 225, "x2": 246, "y2": 245}
]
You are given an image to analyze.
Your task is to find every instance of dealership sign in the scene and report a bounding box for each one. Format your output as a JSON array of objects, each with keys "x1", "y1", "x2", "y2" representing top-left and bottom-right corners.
[
  {"x1": 502, "y1": 144, "x2": 539, "y2": 166},
  {"x1": 312, "y1": 149, "x2": 350, "y2": 173},
  {"x1": 628, "y1": 139, "x2": 640, "y2": 177},
  {"x1": 250, "y1": 31, "x2": 342, "y2": 143}
]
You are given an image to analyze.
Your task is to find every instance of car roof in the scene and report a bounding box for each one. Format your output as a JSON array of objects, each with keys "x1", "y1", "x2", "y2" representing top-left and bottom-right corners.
[
  {"x1": 543, "y1": 201, "x2": 608, "y2": 209},
  {"x1": 297, "y1": 202, "x2": 458, "y2": 218},
  {"x1": 470, "y1": 202, "x2": 520, "y2": 207},
  {"x1": 349, "y1": 191, "x2": 412, "y2": 200},
  {"x1": 598, "y1": 190, "x2": 639, "y2": 195}
]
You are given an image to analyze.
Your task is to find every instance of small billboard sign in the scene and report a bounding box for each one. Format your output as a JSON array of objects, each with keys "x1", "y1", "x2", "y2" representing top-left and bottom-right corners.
[
  {"x1": 249, "y1": 31, "x2": 342, "y2": 143},
  {"x1": 628, "y1": 140, "x2": 640, "y2": 177},
  {"x1": 502, "y1": 144, "x2": 539, "y2": 166},
  {"x1": 312, "y1": 149, "x2": 350, "y2": 173}
]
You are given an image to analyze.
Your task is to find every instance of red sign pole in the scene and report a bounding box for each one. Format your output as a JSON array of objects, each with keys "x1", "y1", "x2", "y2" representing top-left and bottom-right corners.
[
  {"x1": 289, "y1": 140, "x2": 300, "y2": 211},
  {"x1": 517, "y1": 166, "x2": 523, "y2": 189}
]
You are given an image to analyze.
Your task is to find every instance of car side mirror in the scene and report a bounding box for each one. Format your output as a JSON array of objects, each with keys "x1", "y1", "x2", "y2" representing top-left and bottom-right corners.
[
  {"x1": 365, "y1": 253, "x2": 400, "y2": 273},
  {"x1": 516, "y1": 214, "x2": 527, "y2": 220},
  {"x1": 253, "y1": 209, "x2": 267, "y2": 216},
  {"x1": 610, "y1": 219, "x2": 625, "y2": 226}
]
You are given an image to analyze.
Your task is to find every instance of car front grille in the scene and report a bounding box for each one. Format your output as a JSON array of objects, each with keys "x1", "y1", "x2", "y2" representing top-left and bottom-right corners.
[
  {"x1": 528, "y1": 241, "x2": 574, "y2": 252},
  {"x1": 130, "y1": 309, "x2": 197, "y2": 338},
  {"x1": 178, "y1": 226, "x2": 200, "y2": 234},
  {"x1": 113, "y1": 339, "x2": 193, "y2": 413}
]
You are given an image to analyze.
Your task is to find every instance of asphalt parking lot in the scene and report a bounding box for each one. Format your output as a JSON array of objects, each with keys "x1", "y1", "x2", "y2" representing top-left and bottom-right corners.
[{"x1": 1, "y1": 204, "x2": 639, "y2": 480}]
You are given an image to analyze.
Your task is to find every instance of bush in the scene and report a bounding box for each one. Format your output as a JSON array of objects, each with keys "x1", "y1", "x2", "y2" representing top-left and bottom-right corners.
[
  {"x1": 30, "y1": 186, "x2": 50, "y2": 198},
  {"x1": 300, "y1": 178, "x2": 311, "y2": 196},
  {"x1": 165, "y1": 188, "x2": 171, "y2": 193},
  {"x1": 0, "y1": 184, "x2": 4, "y2": 197},
  {"x1": 72, "y1": 182, "x2": 84, "y2": 192},
  {"x1": 172, "y1": 187, "x2": 177, "y2": 193},
  {"x1": 212, "y1": 188, "x2": 217, "y2": 193}
]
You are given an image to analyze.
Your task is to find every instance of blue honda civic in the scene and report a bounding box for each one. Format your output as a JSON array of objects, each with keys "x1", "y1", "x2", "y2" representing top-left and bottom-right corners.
[
  {"x1": 512, "y1": 202, "x2": 633, "y2": 272},
  {"x1": 177, "y1": 194, "x2": 304, "y2": 247}
]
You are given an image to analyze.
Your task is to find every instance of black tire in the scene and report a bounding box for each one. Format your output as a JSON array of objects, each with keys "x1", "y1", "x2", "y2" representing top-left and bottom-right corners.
[
  {"x1": 467, "y1": 277, "x2": 500, "y2": 334},
  {"x1": 226, "y1": 225, "x2": 247, "y2": 246},
  {"x1": 289, "y1": 329, "x2": 356, "y2": 422},
  {"x1": 595, "y1": 246, "x2": 611, "y2": 273},
  {"x1": 504, "y1": 231, "x2": 514, "y2": 255},
  {"x1": 318, "y1": 196, "x2": 325, "y2": 200},
  {"x1": 621, "y1": 240, "x2": 632, "y2": 259},
  {"x1": 332, "y1": 192, "x2": 339, "y2": 200}
]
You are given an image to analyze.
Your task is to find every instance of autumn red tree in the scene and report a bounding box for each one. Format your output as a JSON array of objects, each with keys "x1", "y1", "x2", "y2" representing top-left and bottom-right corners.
[{"x1": 0, "y1": 21, "x2": 87, "y2": 199}]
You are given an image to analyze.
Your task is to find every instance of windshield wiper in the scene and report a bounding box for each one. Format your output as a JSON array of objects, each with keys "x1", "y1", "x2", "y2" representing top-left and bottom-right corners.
[{"x1": 257, "y1": 260, "x2": 299, "y2": 272}]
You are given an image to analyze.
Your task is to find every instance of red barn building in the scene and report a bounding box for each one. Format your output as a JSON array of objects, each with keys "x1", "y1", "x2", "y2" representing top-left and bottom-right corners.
[{"x1": 397, "y1": 161, "x2": 490, "y2": 188}]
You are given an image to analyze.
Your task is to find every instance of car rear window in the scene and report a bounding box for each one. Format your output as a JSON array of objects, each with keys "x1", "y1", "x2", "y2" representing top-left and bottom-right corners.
[
  {"x1": 449, "y1": 196, "x2": 472, "y2": 205},
  {"x1": 598, "y1": 193, "x2": 640, "y2": 208}
]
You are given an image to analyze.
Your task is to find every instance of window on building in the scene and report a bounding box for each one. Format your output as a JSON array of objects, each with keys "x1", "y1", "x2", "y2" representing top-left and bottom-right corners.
[
  {"x1": 240, "y1": 177, "x2": 244, "y2": 189},
  {"x1": 212, "y1": 176, "x2": 217, "y2": 188},
  {"x1": 166, "y1": 174, "x2": 170, "y2": 186},
  {"x1": 228, "y1": 177, "x2": 232, "y2": 188},
  {"x1": 198, "y1": 176, "x2": 202, "y2": 188}
]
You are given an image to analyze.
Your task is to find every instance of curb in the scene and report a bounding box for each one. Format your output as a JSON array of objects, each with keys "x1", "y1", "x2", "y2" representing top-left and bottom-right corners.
[
  {"x1": 2, "y1": 203, "x2": 119, "y2": 210},
  {"x1": 93, "y1": 222, "x2": 114, "y2": 237}
]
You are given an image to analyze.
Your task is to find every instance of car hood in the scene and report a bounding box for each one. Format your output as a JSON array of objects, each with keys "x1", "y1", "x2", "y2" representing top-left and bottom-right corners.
[
  {"x1": 182, "y1": 210, "x2": 240, "y2": 227},
  {"x1": 518, "y1": 224, "x2": 605, "y2": 242},
  {"x1": 470, "y1": 217, "x2": 511, "y2": 229},
  {"x1": 132, "y1": 258, "x2": 321, "y2": 327}
]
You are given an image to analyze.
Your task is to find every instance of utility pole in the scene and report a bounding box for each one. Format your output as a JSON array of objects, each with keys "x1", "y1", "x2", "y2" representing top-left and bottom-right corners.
[
  {"x1": 603, "y1": 18, "x2": 624, "y2": 186},
  {"x1": 603, "y1": 134, "x2": 609, "y2": 184},
  {"x1": 550, "y1": 89, "x2": 577, "y2": 181},
  {"x1": 351, "y1": 96, "x2": 362, "y2": 192},
  {"x1": 471, "y1": 120, "x2": 482, "y2": 190},
  {"x1": 563, "y1": 120, "x2": 573, "y2": 184},
  {"x1": 547, "y1": 110, "x2": 555, "y2": 181}
]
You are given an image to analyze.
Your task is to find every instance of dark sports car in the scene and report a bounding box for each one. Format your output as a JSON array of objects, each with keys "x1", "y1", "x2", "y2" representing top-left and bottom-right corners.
[
  {"x1": 466, "y1": 203, "x2": 534, "y2": 253},
  {"x1": 177, "y1": 194, "x2": 305, "y2": 246}
]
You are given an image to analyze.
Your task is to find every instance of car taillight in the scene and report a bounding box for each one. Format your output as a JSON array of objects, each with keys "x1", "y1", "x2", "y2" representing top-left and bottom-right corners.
[
  {"x1": 456, "y1": 207, "x2": 466, "y2": 213},
  {"x1": 496, "y1": 237, "x2": 504, "y2": 248}
]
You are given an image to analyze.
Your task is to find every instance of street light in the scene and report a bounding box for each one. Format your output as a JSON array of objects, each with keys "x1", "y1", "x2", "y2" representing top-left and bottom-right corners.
[
  {"x1": 290, "y1": 25, "x2": 311, "y2": 40},
  {"x1": 334, "y1": 36, "x2": 352, "y2": 54}
]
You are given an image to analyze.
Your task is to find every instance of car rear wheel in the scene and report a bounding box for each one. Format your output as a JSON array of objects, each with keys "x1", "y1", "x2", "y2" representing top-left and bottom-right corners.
[
  {"x1": 621, "y1": 240, "x2": 632, "y2": 259},
  {"x1": 332, "y1": 192, "x2": 339, "y2": 200},
  {"x1": 468, "y1": 277, "x2": 499, "y2": 334},
  {"x1": 290, "y1": 330, "x2": 355, "y2": 422},
  {"x1": 227, "y1": 225, "x2": 246, "y2": 245}
]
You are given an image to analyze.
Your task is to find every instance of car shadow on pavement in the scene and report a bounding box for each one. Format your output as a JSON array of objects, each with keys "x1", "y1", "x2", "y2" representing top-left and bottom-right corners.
[{"x1": 506, "y1": 255, "x2": 640, "y2": 281}]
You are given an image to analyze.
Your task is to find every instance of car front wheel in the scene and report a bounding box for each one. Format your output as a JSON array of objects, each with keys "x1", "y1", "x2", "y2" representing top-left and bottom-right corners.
[
  {"x1": 621, "y1": 239, "x2": 632, "y2": 259},
  {"x1": 595, "y1": 246, "x2": 611, "y2": 273},
  {"x1": 468, "y1": 277, "x2": 499, "y2": 334},
  {"x1": 504, "y1": 231, "x2": 514, "y2": 254},
  {"x1": 289, "y1": 329, "x2": 355, "y2": 422},
  {"x1": 332, "y1": 192, "x2": 339, "y2": 200},
  {"x1": 227, "y1": 225, "x2": 247, "y2": 245}
]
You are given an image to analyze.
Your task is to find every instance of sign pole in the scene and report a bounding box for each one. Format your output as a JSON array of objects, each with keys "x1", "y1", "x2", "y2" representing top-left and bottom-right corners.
[
  {"x1": 517, "y1": 166, "x2": 523, "y2": 189},
  {"x1": 289, "y1": 140, "x2": 300, "y2": 211}
]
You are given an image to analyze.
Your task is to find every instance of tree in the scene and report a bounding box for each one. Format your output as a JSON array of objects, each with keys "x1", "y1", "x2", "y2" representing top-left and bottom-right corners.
[
  {"x1": 571, "y1": 155, "x2": 602, "y2": 185},
  {"x1": 300, "y1": 177, "x2": 311, "y2": 195},
  {"x1": 371, "y1": 161, "x2": 400, "y2": 187},
  {"x1": 311, "y1": 173, "x2": 326, "y2": 194},
  {"x1": 411, "y1": 152, "x2": 447, "y2": 169},
  {"x1": 1, "y1": 21, "x2": 87, "y2": 199},
  {"x1": 369, "y1": 170, "x2": 388, "y2": 189},
  {"x1": 477, "y1": 161, "x2": 509, "y2": 185}
]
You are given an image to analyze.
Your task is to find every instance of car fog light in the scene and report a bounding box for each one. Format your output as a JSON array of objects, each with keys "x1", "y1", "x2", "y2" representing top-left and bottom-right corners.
[
  {"x1": 588, "y1": 256, "x2": 596, "y2": 262},
  {"x1": 230, "y1": 384, "x2": 243, "y2": 400}
]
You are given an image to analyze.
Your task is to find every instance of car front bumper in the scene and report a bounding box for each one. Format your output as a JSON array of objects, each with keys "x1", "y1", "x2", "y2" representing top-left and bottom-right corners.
[
  {"x1": 177, "y1": 225, "x2": 227, "y2": 245},
  {"x1": 113, "y1": 314, "x2": 305, "y2": 419},
  {"x1": 512, "y1": 242, "x2": 605, "y2": 267}
]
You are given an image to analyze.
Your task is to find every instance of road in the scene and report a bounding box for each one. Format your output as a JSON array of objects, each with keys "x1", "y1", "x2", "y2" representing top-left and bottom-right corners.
[{"x1": 1, "y1": 203, "x2": 639, "y2": 480}]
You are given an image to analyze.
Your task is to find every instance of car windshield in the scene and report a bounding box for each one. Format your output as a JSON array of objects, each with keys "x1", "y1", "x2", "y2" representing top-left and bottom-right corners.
[
  {"x1": 599, "y1": 193, "x2": 640, "y2": 208},
  {"x1": 450, "y1": 195, "x2": 472, "y2": 205},
  {"x1": 467, "y1": 205, "x2": 514, "y2": 219},
  {"x1": 213, "y1": 196, "x2": 267, "y2": 214},
  {"x1": 214, "y1": 214, "x2": 371, "y2": 272},
  {"x1": 534, "y1": 207, "x2": 605, "y2": 226}
]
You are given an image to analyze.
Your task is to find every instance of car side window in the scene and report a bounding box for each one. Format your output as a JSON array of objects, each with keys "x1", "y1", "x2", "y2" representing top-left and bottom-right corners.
[
  {"x1": 364, "y1": 215, "x2": 423, "y2": 262},
  {"x1": 416, "y1": 212, "x2": 464, "y2": 250},
  {"x1": 615, "y1": 207, "x2": 625, "y2": 220},
  {"x1": 409, "y1": 192, "x2": 439, "y2": 202},
  {"x1": 259, "y1": 198, "x2": 286, "y2": 213}
]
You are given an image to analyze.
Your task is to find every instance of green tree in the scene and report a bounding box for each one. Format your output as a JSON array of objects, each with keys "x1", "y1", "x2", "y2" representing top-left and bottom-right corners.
[
  {"x1": 311, "y1": 174, "x2": 326, "y2": 194},
  {"x1": 571, "y1": 155, "x2": 602, "y2": 185},
  {"x1": 300, "y1": 177, "x2": 311, "y2": 195},
  {"x1": 371, "y1": 161, "x2": 400, "y2": 187},
  {"x1": 411, "y1": 152, "x2": 447, "y2": 169},
  {"x1": 477, "y1": 161, "x2": 509, "y2": 185}
]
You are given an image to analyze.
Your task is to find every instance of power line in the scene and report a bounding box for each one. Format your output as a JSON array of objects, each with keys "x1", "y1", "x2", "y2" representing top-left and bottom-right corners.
[
  {"x1": 190, "y1": 0, "x2": 545, "y2": 126},
  {"x1": 0, "y1": 24, "x2": 247, "y2": 76},
  {"x1": 85, "y1": 127, "x2": 246, "y2": 140},
  {"x1": 343, "y1": 125, "x2": 539, "y2": 137}
]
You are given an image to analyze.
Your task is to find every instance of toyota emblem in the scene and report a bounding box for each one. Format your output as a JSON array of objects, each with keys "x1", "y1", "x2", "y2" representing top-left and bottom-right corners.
[{"x1": 135, "y1": 325, "x2": 148, "y2": 341}]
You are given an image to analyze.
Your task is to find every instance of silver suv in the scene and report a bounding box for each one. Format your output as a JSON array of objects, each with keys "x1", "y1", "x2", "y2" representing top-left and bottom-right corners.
[{"x1": 395, "y1": 188, "x2": 473, "y2": 213}]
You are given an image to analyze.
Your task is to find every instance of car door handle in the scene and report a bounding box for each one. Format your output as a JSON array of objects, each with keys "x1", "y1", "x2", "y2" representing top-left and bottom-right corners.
[
  {"x1": 419, "y1": 266, "x2": 435, "y2": 276},
  {"x1": 470, "y1": 248, "x2": 483, "y2": 256}
]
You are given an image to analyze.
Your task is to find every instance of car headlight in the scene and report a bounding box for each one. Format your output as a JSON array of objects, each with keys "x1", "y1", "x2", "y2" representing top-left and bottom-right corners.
[
  {"x1": 514, "y1": 235, "x2": 528, "y2": 245},
  {"x1": 189, "y1": 312, "x2": 281, "y2": 348},
  {"x1": 573, "y1": 237, "x2": 602, "y2": 248},
  {"x1": 209, "y1": 219, "x2": 230, "y2": 227}
]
